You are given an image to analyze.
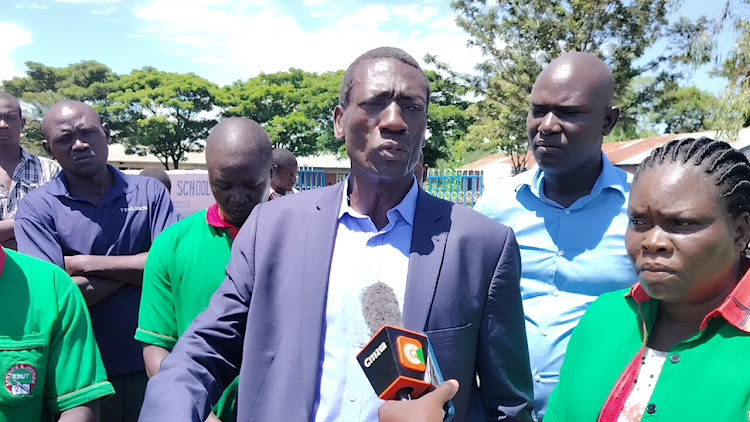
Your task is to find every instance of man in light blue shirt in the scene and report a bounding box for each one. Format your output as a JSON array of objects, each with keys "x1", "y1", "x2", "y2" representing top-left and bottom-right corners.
[{"x1": 475, "y1": 52, "x2": 638, "y2": 421}]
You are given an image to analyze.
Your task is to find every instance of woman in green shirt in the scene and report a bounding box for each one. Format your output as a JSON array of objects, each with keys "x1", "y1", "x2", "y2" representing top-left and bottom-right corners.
[{"x1": 546, "y1": 137, "x2": 750, "y2": 421}]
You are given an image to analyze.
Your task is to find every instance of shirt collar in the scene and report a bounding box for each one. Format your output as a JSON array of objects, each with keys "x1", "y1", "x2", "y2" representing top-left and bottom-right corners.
[
  {"x1": 19, "y1": 148, "x2": 35, "y2": 165},
  {"x1": 627, "y1": 257, "x2": 750, "y2": 334},
  {"x1": 338, "y1": 176, "x2": 419, "y2": 226},
  {"x1": 12, "y1": 148, "x2": 36, "y2": 183},
  {"x1": 206, "y1": 203, "x2": 241, "y2": 239},
  {"x1": 523, "y1": 152, "x2": 628, "y2": 201},
  {"x1": 46, "y1": 165, "x2": 135, "y2": 197}
]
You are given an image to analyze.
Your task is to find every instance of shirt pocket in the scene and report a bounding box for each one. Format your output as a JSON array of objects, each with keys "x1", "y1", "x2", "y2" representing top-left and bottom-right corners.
[
  {"x1": 0, "y1": 334, "x2": 48, "y2": 409},
  {"x1": 425, "y1": 323, "x2": 473, "y2": 346}
]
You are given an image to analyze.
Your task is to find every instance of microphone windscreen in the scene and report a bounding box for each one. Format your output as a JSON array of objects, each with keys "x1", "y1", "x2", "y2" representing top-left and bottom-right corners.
[{"x1": 361, "y1": 282, "x2": 403, "y2": 336}]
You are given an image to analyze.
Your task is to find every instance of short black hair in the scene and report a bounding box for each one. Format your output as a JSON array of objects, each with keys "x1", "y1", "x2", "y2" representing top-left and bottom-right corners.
[
  {"x1": 635, "y1": 136, "x2": 750, "y2": 220},
  {"x1": 339, "y1": 46, "x2": 430, "y2": 109},
  {"x1": 272, "y1": 147, "x2": 298, "y2": 170},
  {"x1": 0, "y1": 92, "x2": 23, "y2": 119}
]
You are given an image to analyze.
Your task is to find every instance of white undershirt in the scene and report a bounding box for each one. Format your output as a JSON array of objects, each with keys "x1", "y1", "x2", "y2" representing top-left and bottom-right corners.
[{"x1": 616, "y1": 347, "x2": 669, "y2": 422}]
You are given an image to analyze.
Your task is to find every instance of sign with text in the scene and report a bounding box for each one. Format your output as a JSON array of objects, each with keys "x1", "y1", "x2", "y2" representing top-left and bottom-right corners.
[
  {"x1": 170, "y1": 171, "x2": 215, "y2": 216},
  {"x1": 126, "y1": 169, "x2": 214, "y2": 217}
]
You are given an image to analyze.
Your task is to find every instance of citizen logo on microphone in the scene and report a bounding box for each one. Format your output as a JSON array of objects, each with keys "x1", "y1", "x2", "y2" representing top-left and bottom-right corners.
[
  {"x1": 397, "y1": 336, "x2": 426, "y2": 372},
  {"x1": 364, "y1": 341, "x2": 388, "y2": 368}
]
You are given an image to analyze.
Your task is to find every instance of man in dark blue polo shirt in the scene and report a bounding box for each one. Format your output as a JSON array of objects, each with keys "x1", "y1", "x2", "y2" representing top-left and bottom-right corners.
[{"x1": 14, "y1": 100, "x2": 177, "y2": 422}]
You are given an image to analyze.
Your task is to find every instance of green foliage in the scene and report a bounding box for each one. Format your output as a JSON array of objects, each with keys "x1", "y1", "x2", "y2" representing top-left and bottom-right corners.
[
  {"x1": 448, "y1": 0, "x2": 710, "y2": 165},
  {"x1": 106, "y1": 68, "x2": 219, "y2": 169},
  {"x1": 653, "y1": 86, "x2": 719, "y2": 133},
  {"x1": 423, "y1": 55, "x2": 477, "y2": 167},
  {"x1": 708, "y1": 2, "x2": 750, "y2": 139},
  {"x1": 1, "y1": 61, "x2": 119, "y2": 153},
  {"x1": 219, "y1": 69, "x2": 343, "y2": 157},
  {"x1": 606, "y1": 76, "x2": 717, "y2": 141}
]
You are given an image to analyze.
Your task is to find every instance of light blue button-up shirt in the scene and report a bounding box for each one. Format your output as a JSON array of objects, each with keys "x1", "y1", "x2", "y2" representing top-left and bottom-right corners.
[
  {"x1": 312, "y1": 177, "x2": 418, "y2": 422},
  {"x1": 474, "y1": 154, "x2": 637, "y2": 421}
]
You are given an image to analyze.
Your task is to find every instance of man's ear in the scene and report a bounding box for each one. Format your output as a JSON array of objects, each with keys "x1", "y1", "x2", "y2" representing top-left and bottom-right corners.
[
  {"x1": 102, "y1": 122, "x2": 112, "y2": 144},
  {"x1": 270, "y1": 163, "x2": 277, "y2": 180},
  {"x1": 20, "y1": 117, "x2": 26, "y2": 131},
  {"x1": 42, "y1": 140, "x2": 52, "y2": 156},
  {"x1": 602, "y1": 107, "x2": 620, "y2": 136},
  {"x1": 333, "y1": 105, "x2": 345, "y2": 142}
]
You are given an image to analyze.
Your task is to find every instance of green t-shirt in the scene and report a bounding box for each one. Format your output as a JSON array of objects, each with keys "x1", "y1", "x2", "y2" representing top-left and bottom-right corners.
[
  {"x1": 546, "y1": 287, "x2": 750, "y2": 422},
  {"x1": 0, "y1": 248, "x2": 114, "y2": 422},
  {"x1": 136, "y1": 209, "x2": 237, "y2": 421}
]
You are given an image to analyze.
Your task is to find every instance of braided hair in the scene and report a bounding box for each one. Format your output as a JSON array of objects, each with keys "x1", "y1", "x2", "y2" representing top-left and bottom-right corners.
[{"x1": 635, "y1": 137, "x2": 750, "y2": 223}]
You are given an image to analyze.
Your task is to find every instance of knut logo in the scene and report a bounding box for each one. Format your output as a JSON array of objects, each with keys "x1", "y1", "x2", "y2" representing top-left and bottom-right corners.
[
  {"x1": 397, "y1": 336, "x2": 426, "y2": 372},
  {"x1": 5, "y1": 364, "x2": 37, "y2": 396},
  {"x1": 363, "y1": 342, "x2": 388, "y2": 368}
]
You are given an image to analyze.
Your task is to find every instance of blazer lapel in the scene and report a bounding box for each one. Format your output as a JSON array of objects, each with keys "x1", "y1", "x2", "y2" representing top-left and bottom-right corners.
[
  {"x1": 403, "y1": 189, "x2": 450, "y2": 332},
  {"x1": 299, "y1": 182, "x2": 344, "y2": 419}
]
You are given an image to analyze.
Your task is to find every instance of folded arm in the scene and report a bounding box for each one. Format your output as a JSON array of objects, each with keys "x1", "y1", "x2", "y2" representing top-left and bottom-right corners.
[
  {"x1": 72, "y1": 275, "x2": 126, "y2": 307},
  {"x1": 65, "y1": 253, "x2": 148, "y2": 285}
]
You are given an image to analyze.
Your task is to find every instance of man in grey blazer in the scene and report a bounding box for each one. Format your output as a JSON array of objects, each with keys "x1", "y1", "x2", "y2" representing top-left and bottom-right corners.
[{"x1": 139, "y1": 47, "x2": 533, "y2": 422}]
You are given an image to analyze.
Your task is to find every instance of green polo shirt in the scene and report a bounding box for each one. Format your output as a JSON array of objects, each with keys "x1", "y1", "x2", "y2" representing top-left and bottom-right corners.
[
  {"x1": 546, "y1": 284, "x2": 750, "y2": 421},
  {"x1": 0, "y1": 248, "x2": 114, "y2": 421},
  {"x1": 136, "y1": 209, "x2": 238, "y2": 421}
]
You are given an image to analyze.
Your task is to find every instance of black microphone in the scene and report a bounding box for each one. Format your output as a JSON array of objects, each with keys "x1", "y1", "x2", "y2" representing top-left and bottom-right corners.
[{"x1": 357, "y1": 282, "x2": 456, "y2": 422}]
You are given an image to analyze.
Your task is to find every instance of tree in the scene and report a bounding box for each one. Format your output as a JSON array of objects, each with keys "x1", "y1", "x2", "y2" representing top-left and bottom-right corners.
[
  {"x1": 449, "y1": 0, "x2": 709, "y2": 165},
  {"x1": 424, "y1": 55, "x2": 477, "y2": 167},
  {"x1": 220, "y1": 69, "x2": 343, "y2": 157},
  {"x1": 704, "y1": 1, "x2": 750, "y2": 138},
  {"x1": 106, "y1": 68, "x2": 219, "y2": 169},
  {"x1": 653, "y1": 86, "x2": 718, "y2": 133},
  {"x1": 1, "y1": 61, "x2": 120, "y2": 155}
]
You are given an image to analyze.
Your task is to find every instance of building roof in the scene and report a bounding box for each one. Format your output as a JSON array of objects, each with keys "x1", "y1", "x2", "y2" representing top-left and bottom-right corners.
[
  {"x1": 107, "y1": 143, "x2": 207, "y2": 170},
  {"x1": 459, "y1": 152, "x2": 536, "y2": 171},
  {"x1": 107, "y1": 142, "x2": 351, "y2": 171},
  {"x1": 459, "y1": 129, "x2": 750, "y2": 172}
]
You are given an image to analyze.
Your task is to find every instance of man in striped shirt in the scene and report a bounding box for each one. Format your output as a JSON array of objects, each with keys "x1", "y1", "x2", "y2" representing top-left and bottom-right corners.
[{"x1": 0, "y1": 93, "x2": 60, "y2": 249}]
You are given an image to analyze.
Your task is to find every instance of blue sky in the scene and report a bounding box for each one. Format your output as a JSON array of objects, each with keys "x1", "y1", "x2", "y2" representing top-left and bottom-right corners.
[{"x1": 0, "y1": 0, "x2": 737, "y2": 93}]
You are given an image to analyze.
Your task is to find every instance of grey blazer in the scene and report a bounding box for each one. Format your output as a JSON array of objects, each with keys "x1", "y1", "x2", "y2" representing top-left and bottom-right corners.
[{"x1": 139, "y1": 182, "x2": 533, "y2": 422}]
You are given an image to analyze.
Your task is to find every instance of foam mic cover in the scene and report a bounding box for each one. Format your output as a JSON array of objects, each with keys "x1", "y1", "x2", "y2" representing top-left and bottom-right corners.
[{"x1": 361, "y1": 281, "x2": 403, "y2": 335}]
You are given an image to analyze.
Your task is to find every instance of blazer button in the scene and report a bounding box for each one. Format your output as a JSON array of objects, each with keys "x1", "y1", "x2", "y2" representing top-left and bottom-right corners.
[
  {"x1": 646, "y1": 403, "x2": 657, "y2": 414},
  {"x1": 670, "y1": 354, "x2": 681, "y2": 364}
]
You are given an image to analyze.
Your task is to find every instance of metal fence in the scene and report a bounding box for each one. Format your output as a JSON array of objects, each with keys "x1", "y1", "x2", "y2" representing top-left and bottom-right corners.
[
  {"x1": 423, "y1": 170, "x2": 484, "y2": 207},
  {"x1": 296, "y1": 168, "x2": 484, "y2": 207},
  {"x1": 297, "y1": 168, "x2": 327, "y2": 190}
]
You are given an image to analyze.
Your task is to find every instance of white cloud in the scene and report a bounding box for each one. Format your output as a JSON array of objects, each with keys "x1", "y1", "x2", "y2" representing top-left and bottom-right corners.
[
  {"x1": 92, "y1": 6, "x2": 117, "y2": 14},
  {"x1": 15, "y1": 3, "x2": 48, "y2": 10},
  {"x1": 391, "y1": 5, "x2": 439, "y2": 25},
  {"x1": 133, "y1": 0, "x2": 483, "y2": 85},
  {"x1": 0, "y1": 23, "x2": 32, "y2": 83},
  {"x1": 303, "y1": 0, "x2": 328, "y2": 6}
]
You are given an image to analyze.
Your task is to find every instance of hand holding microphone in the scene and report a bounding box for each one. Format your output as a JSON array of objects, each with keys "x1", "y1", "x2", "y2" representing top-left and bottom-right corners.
[{"x1": 378, "y1": 379, "x2": 459, "y2": 422}]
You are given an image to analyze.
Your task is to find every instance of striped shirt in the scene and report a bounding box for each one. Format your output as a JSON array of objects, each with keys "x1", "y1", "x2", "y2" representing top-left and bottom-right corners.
[{"x1": 0, "y1": 148, "x2": 61, "y2": 220}]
